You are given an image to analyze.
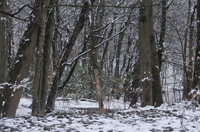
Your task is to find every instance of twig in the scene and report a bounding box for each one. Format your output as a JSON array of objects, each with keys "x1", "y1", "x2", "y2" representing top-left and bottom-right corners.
[{"x1": 61, "y1": 25, "x2": 127, "y2": 67}]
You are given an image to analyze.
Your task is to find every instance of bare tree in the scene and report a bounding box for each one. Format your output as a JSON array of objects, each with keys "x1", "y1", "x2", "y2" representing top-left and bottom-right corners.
[
  {"x1": 45, "y1": 1, "x2": 91, "y2": 113},
  {"x1": 32, "y1": 0, "x2": 54, "y2": 117},
  {"x1": 0, "y1": 0, "x2": 50, "y2": 117}
]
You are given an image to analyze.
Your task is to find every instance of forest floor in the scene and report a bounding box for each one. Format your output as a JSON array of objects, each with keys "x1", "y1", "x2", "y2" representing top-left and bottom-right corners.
[{"x1": 0, "y1": 97, "x2": 200, "y2": 132}]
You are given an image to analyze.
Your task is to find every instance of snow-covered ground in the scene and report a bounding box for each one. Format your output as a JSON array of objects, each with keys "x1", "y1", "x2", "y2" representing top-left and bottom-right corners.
[{"x1": 0, "y1": 97, "x2": 200, "y2": 132}]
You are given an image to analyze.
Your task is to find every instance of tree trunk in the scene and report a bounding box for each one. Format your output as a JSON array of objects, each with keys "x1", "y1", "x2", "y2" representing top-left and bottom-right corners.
[
  {"x1": 157, "y1": 0, "x2": 167, "y2": 70},
  {"x1": 150, "y1": 22, "x2": 163, "y2": 107},
  {"x1": 0, "y1": 0, "x2": 49, "y2": 117},
  {"x1": 32, "y1": 0, "x2": 53, "y2": 117},
  {"x1": 186, "y1": 2, "x2": 195, "y2": 99},
  {"x1": 115, "y1": 25, "x2": 125, "y2": 79},
  {"x1": 52, "y1": 0, "x2": 60, "y2": 73},
  {"x1": 194, "y1": 0, "x2": 200, "y2": 89},
  {"x1": 183, "y1": 0, "x2": 191, "y2": 99},
  {"x1": 89, "y1": 1, "x2": 104, "y2": 113},
  {"x1": 187, "y1": 5, "x2": 195, "y2": 91},
  {"x1": 139, "y1": 0, "x2": 153, "y2": 107},
  {"x1": 0, "y1": 0, "x2": 6, "y2": 84},
  {"x1": 45, "y1": 1, "x2": 90, "y2": 113},
  {"x1": 6, "y1": 15, "x2": 13, "y2": 69}
]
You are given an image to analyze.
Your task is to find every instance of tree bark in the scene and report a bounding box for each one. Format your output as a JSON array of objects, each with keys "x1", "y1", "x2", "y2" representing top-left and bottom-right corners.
[
  {"x1": 194, "y1": 0, "x2": 200, "y2": 89},
  {"x1": 150, "y1": 21, "x2": 163, "y2": 107},
  {"x1": 139, "y1": 0, "x2": 153, "y2": 107},
  {"x1": 187, "y1": 3, "x2": 194, "y2": 96},
  {"x1": 0, "y1": 0, "x2": 6, "y2": 84},
  {"x1": 32, "y1": 0, "x2": 53, "y2": 117},
  {"x1": 6, "y1": 15, "x2": 13, "y2": 69},
  {"x1": 183, "y1": 0, "x2": 191, "y2": 99},
  {"x1": 89, "y1": 1, "x2": 104, "y2": 113},
  {"x1": 52, "y1": 0, "x2": 60, "y2": 73},
  {"x1": 157, "y1": 0, "x2": 167, "y2": 70}
]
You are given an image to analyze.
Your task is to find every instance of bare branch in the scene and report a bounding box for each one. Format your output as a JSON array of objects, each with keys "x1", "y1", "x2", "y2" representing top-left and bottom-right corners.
[
  {"x1": 62, "y1": 25, "x2": 128, "y2": 67},
  {"x1": 0, "y1": 4, "x2": 34, "y2": 21}
]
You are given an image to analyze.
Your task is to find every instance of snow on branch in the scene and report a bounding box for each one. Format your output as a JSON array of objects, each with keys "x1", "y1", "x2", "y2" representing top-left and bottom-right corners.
[
  {"x1": 62, "y1": 26, "x2": 128, "y2": 67},
  {"x1": 0, "y1": 78, "x2": 31, "y2": 92}
]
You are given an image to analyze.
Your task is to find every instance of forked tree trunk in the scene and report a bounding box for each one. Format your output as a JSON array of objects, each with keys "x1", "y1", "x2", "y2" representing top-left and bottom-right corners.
[
  {"x1": 32, "y1": 0, "x2": 52, "y2": 117},
  {"x1": 0, "y1": 0, "x2": 50, "y2": 117}
]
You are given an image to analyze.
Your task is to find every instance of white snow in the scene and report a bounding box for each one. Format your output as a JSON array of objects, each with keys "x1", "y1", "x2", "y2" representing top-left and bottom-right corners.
[
  {"x1": 141, "y1": 77, "x2": 152, "y2": 82},
  {"x1": 0, "y1": 98, "x2": 199, "y2": 132}
]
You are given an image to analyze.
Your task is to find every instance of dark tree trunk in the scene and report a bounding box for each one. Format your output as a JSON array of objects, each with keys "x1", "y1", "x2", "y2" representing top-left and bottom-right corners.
[
  {"x1": 194, "y1": 0, "x2": 200, "y2": 89},
  {"x1": 185, "y1": 3, "x2": 195, "y2": 99},
  {"x1": 52, "y1": 0, "x2": 60, "y2": 73},
  {"x1": 139, "y1": 0, "x2": 153, "y2": 107},
  {"x1": 0, "y1": 0, "x2": 50, "y2": 117},
  {"x1": 32, "y1": 0, "x2": 53, "y2": 116},
  {"x1": 6, "y1": 16, "x2": 13, "y2": 69},
  {"x1": 150, "y1": 1, "x2": 163, "y2": 107},
  {"x1": 0, "y1": 0, "x2": 6, "y2": 84},
  {"x1": 157, "y1": 0, "x2": 167, "y2": 70},
  {"x1": 183, "y1": 0, "x2": 191, "y2": 99},
  {"x1": 45, "y1": 1, "x2": 90, "y2": 113}
]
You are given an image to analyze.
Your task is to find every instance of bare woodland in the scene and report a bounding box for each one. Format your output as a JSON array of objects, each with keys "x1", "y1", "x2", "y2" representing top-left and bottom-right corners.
[{"x1": 0, "y1": 0, "x2": 199, "y2": 117}]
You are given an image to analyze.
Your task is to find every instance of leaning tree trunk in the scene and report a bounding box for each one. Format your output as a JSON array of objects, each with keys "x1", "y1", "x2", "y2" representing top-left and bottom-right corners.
[
  {"x1": 0, "y1": 0, "x2": 6, "y2": 84},
  {"x1": 32, "y1": 0, "x2": 53, "y2": 117},
  {"x1": 139, "y1": 0, "x2": 153, "y2": 107},
  {"x1": 0, "y1": 0, "x2": 49, "y2": 117},
  {"x1": 45, "y1": 1, "x2": 91, "y2": 113}
]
